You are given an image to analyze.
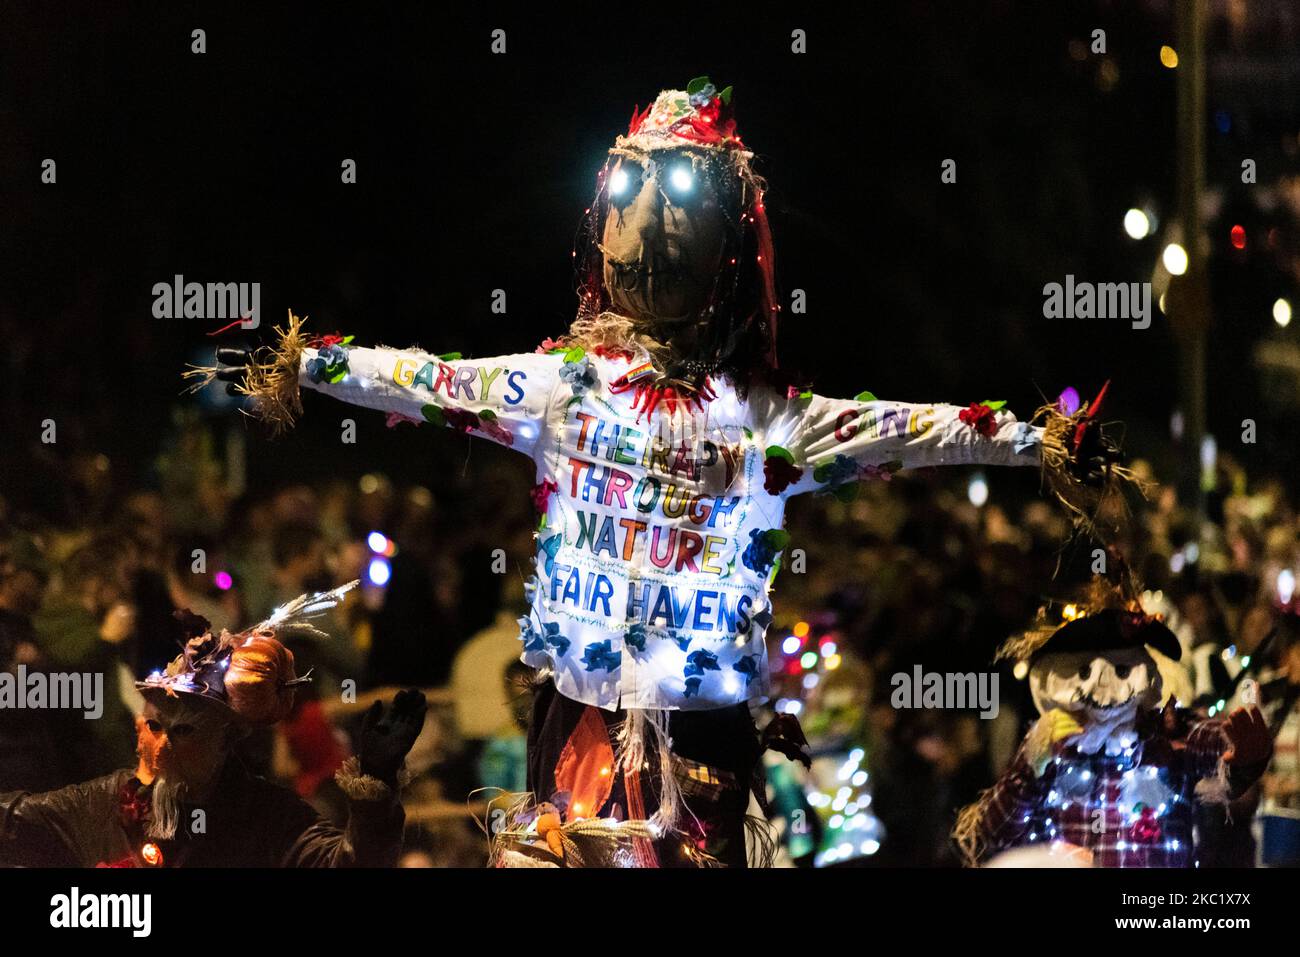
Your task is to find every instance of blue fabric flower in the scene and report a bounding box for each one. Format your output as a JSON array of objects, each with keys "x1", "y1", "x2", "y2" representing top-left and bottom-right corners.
[
  {"x1": 625, "y1": 622, "x2": 646, "y2": 652},
  {"x1": 742, "y1": 529, "x2": 788, "y2": 576},
  {"x1": 306, "y1": 344, "x2": 350, "y2": 384},
  {"x1": 683, "y1": 677, "x2": 703, "y2": 698},
  {"x1": 581, "y1": 640, "x2": 621, "y2": 672},
  {"x1": 542, "y1": 621, "x2": 570, "y2": 657},
  {"x1": 688, "y1": 83, "x2": 717, "y2": 107},
  {"x1": 318, "y1": 344, "x2": 348, "y2": 367},
  {"x1": 733, "y1": 654, "x2": 760, "y2": 685},
  {"x1": 671, "y1": 631, "x2": 691, "y2": 652},
  {"x1": 559, "y1": 355, "x2": 598, "y2": 397},
  {"x1": 537, "y1": 533, "x2": 562, "y2": 576},
  {"x1": 812, "y1": 453, "x2": 860, "y2": 498},
  {"x1": 519, "y1": 618, "x2": 545, "y2": 653},
  {"x1": 684, "y1": 649, "x2": 720, "y2": 678},
  {"x1": 520, "y1": 618, "x2": 569, "y2": 656}
]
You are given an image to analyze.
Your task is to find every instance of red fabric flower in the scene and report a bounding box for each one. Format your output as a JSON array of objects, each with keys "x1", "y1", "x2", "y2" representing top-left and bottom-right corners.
[
  {"x1": 442, "y1": 407, "x2": 480, "y2": 434},
  {"x1": 763, "y1": 456, "x2": 803, "y2": 496},
  {"x1": 385, "y1": 411, "x2": 422, "y2": 429},
  {"x1": 1130, "y1": 806, "x2": 1162, "y2": 843},
  {"x1": 536, "y1": 337, "x2": 565, "y2": 354},
  {"x1": 476, "y1": 415, "x2": 514, "y2": 447},
  {"x1": 310, "y1": 333, "x2": 348, "y2": 349},
  {"x1": 958, "y1": 402, "x2": 998, "y2": 438},
  {"x1": 530, "y1": 479, "x2": 558, "y2": 513}
]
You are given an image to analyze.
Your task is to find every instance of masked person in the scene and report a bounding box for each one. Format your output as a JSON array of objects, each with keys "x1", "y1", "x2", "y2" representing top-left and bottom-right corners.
[
  {"x1": 954, "y1": 604, "x2": 1272, "y2": 868},
  {"x1": 204, "y1": 79, "x2": 1119, "y2": 867},
  {"x1": 0, "y1": 585, "x2": 427, "y2": 868}
]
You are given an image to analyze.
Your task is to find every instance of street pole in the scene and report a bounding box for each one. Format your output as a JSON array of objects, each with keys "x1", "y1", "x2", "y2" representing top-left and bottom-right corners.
[{"x1": 1171, "y1": 0, "x2": 1210, "y2": 521}]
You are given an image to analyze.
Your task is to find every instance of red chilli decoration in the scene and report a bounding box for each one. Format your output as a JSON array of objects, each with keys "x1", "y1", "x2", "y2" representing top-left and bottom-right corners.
[{"x1": 607, "y1": 378, "x2": 717, "y2": 423}]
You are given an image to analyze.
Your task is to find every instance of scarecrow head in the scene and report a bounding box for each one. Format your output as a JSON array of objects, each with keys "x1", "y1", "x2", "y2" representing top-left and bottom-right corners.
[
  {"x1": 574, "y1": 77, "x2": 780, "y2": 387},
  {"x1": 1008, "y1": 608, "x2": 1180, "y2": 754}
]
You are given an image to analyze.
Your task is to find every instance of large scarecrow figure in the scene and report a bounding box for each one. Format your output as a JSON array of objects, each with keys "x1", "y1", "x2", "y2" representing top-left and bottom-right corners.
[
  {"x1": 204, "y1": 78, "x2": 1115, "y2": 867},
  {"x1": 954, "y1": 601, "x2": 1272, "y2": 868}
]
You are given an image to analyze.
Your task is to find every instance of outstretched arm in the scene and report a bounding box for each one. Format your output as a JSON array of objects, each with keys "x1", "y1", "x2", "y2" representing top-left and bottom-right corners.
[
  {"x1": 212, "y1": 316, "x2": 560, "y2": 457},
  {"x1": 783, "y1": 392, "x2": 1042, "y2": 497},
  {"x1": 0, "y1": 777, "x2": 111, "y2": 867},
  {"x1": 301, "y1": 342, "x2": 558, "y2": 455}
]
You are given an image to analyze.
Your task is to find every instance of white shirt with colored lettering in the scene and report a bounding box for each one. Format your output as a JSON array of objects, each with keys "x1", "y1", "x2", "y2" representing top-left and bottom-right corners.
[{"x1": 300, "y1": 343, "x2": 1042, "y2": 711}]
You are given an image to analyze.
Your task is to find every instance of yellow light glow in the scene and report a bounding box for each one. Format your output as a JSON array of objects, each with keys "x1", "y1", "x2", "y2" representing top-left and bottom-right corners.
[
  {"x1": 1274, "y1": 297, "x2": 1292, "y2": 328},
  {"x1": 1162, "y1": 243, "x2": 1188, "y2": 276},
  {"x1": 1160, "y1": 45, "x2": 1178, "y2": 68},
  {"x1": 1123, "y1": 208, "x2": 1150, "y2": 240}
]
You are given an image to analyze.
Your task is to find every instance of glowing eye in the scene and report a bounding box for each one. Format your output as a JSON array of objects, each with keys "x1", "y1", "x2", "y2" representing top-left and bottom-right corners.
[
  {"x1": 669, "y1": 166, "x2": 694, "y2": 194},
  {"x1": 607, "y1": 162, "x2": 643, "y2": 208}
]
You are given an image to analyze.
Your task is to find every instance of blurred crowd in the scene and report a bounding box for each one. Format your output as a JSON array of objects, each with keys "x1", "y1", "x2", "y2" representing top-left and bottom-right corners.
[{"x1": 3, "y1": 411, "x2": 1300, "y2": 867}]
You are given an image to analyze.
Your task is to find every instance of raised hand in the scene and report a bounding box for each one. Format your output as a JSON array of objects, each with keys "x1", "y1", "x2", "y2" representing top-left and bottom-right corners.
[
  {"x1": 761, "y1": 712, "x2": 812, "y2": 768},
  {"x1": 1222, "y1": 705, "x2": 1272, "y2": 771},
  {"x1": 357, "y1": 689, "x2": 428, "y2": 787}
]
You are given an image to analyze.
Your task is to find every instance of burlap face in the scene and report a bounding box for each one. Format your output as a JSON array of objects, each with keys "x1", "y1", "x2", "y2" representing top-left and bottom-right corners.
[{"x1": 600, "y1": 147, "x2": 734, "y2": 352}]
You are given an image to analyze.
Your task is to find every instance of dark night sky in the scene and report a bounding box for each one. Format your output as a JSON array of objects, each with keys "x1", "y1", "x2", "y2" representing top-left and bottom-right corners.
[{"x1": 2, "y1": 2, "x2": 1296, "y2": 512}]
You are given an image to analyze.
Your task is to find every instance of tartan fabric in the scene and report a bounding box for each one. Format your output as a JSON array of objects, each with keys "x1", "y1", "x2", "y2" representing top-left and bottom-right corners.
[
  {"x1": 668, "y1": 755, "x2": 748, "y2": 867},
  {"x1": 674, "y1": 756, "x2": 740, "y2": 804},
  {"x1": 972, "y1": 716, "x2": 1234, "y2": 868}
]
